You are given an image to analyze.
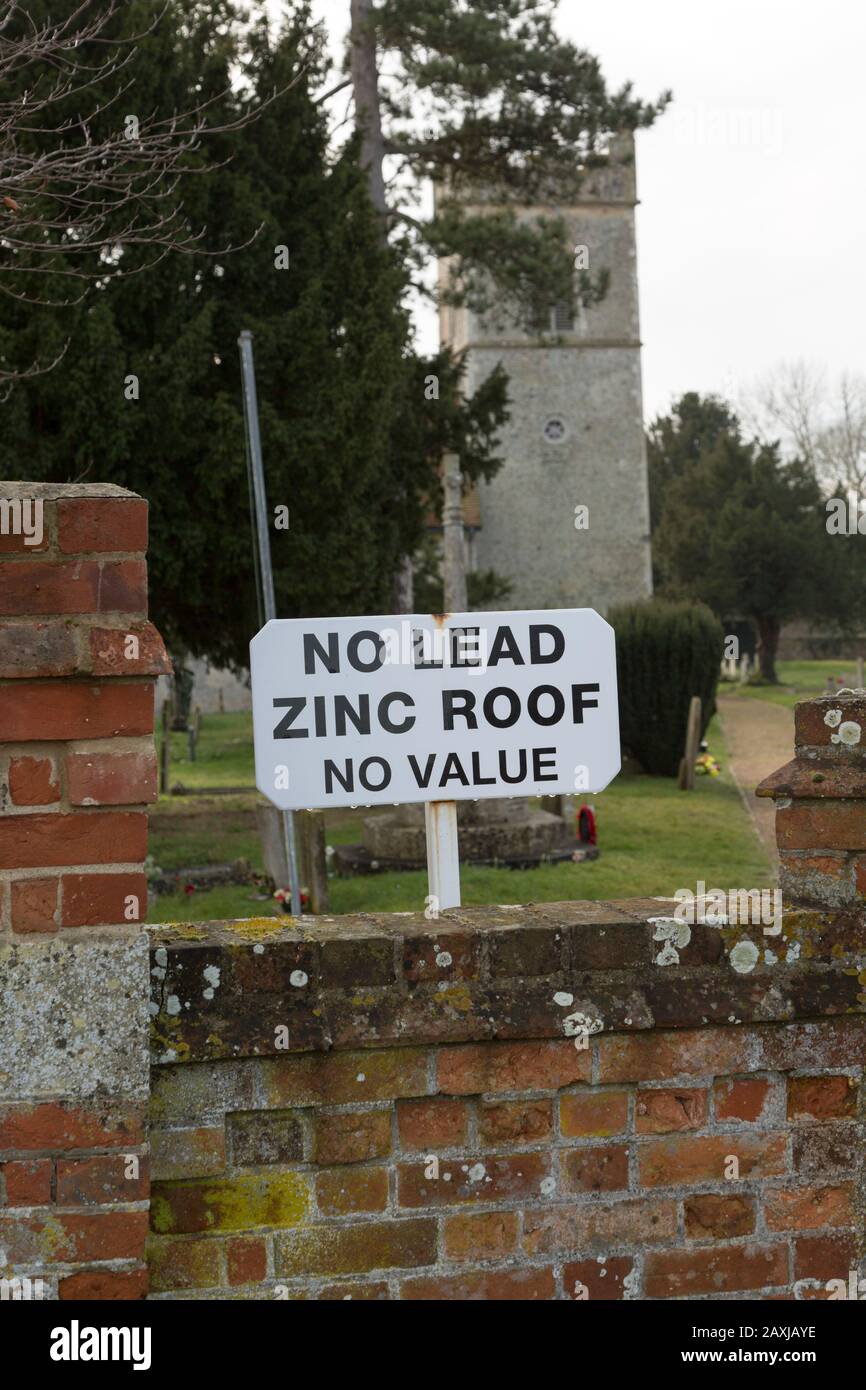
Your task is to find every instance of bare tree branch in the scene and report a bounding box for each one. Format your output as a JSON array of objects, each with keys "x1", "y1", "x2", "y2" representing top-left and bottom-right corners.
[
  {"x1": 0, "y1": 0, "x2": 297, "y2": 350},
  {"x1": 0, "y1": 335, "x2": 69, "y2": 399},
  {"x1": 742, "y1": 360, "x2": 866, "y2": 498},
  {"x1": 314, "y1": 76, "x2": 352, "y2": 105}
]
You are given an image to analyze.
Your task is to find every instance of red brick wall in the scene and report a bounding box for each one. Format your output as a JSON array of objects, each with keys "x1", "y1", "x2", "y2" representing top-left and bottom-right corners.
[
  {"x1": 147, "y1": 1017, "x2": 864, "y2": 1300},
  {"x1": 0, "y1": 482, "x2": 168, "y2": 1300},
  {"x1": 761, "y1": 693, "x2": 866, "y2": 910},
  {"x1": 0, "y1": 485, "x2": 161, "y2": 933}
]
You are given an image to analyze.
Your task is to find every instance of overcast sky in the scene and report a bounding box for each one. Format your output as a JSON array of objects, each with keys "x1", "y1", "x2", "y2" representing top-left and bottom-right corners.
[{"x1": 273, "y1": 0, "x2": 866, "y2": 421}]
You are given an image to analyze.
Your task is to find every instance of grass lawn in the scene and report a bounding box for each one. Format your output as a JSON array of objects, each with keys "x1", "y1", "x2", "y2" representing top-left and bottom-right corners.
[
  {"x1": 156, "y1": 711, "x2": 255, "y2": 789},
  {"x1": 147, "y1": 713, "x2": 770, "y2": 924},
  {"x1": 722, "y1": 658, "x2": 862, "y2": 712}
]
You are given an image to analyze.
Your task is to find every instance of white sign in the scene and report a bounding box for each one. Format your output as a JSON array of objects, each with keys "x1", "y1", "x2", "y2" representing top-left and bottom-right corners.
[{"x1": 250, "y1": 609, "x2": 620, "y2": 811}]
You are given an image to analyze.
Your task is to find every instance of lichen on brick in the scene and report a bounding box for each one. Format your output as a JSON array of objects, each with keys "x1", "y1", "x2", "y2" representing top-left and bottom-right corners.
[{"x1": 150, "y1": 1171, "x2": 311, "y2": 1235}]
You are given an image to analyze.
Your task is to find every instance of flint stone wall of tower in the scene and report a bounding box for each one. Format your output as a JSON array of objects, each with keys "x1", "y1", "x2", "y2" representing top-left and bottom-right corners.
[{"x1": 439, "y1": 134, "x2": 653, "y2": 614}]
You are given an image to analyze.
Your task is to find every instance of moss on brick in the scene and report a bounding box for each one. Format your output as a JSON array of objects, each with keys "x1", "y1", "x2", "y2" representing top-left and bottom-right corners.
[
  {"x1": 151, "y1": 1171, "x2": 311, "y2": 1234},
  {"x1": 224, "y1": 918, "x2": 294, "y2": 939}
]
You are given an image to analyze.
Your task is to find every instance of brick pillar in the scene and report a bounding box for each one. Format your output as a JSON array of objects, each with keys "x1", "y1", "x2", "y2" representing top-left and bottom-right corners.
[
  {"x1": 757, "y1": 689, "x2": 866, "y2": 910},
  {"x1": 0, "y1": 482, "x2": 170, "y2": 1300}
]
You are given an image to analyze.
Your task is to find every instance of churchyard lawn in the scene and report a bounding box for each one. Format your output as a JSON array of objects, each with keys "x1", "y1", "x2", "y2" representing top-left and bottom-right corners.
[
  {"x1": 148, "y1": 707, "x2": 771, "y2": 924},
  {"x1": 723, "y1": 658, "x2": 864, "y2": 710}
]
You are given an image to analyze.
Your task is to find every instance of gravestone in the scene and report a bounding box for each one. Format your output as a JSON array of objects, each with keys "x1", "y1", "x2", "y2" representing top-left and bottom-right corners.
[{"x1": 334, "y1": 797, "x2": 589, "y2": 874}]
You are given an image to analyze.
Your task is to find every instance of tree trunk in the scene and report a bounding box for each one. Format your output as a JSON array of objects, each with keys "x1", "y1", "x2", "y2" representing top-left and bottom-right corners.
[
  {"x1": 351, "y1": 0, "x2": 414, "y2": 610},
  {"x1": 755, "y1": 614, "x2": 780, "y2": 683},
  {"x1": 350, "y1": 0, "x2": 387, "y2": 219}
]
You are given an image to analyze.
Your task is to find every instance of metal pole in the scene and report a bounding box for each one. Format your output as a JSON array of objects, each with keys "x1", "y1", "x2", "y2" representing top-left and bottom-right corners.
[
  {"x1": 425, "y1": 450, "x2": 464, "y2": 909},
  {"x1": 425, "y1": 798, "x2": 460, "y2": 910},
  {"x1": 238, "y1": 329, "x2": 302, "y2": 919}
]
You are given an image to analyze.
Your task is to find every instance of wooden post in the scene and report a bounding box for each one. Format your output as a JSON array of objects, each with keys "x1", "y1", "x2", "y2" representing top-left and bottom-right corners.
[
  {"x1": 159, "y1": 699, "x2": 170, "y2": 795},
  {"x1": 425, "y1": 800, "x2": 460, "y2": 910},
  {"x1": 298, "y1": 810, "x2": 329, "y2": 914},
  {"x1": 678, "y1": 696, "x2": 702, "y2": 791},
  {"x1": 188, "y1": 705, "x2": 200, "y2": 762}
]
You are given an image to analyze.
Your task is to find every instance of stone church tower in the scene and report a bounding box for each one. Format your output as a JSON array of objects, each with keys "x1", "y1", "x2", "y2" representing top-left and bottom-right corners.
[{"x1": 438, "y1": 134, "x2": 653, "y2": 613}]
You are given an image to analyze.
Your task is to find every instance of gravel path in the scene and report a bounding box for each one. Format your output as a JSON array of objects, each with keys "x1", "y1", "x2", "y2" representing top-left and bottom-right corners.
[{"x1": 716, "y1": 693, "x2": 794, "y2": 871}]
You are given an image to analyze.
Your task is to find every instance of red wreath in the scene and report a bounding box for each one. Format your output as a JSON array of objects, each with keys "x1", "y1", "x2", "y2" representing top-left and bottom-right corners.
[{"x1": 576, "y1": 804, "x2": 597, "y2": 845}]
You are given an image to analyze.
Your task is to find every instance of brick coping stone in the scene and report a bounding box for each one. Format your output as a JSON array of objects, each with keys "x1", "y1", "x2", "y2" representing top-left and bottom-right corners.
[{"x1": 148, "y1": 898, "x2": 866, "y2": 1065}]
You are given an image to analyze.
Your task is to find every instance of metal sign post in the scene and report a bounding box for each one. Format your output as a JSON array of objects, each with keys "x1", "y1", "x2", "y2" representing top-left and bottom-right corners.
[
  {"x1": 424, "y1": 451, "x2": 468, "y2": 907},
  {"x1": 238, "y1": 329, "x2": 302, "y2": 919},
  {"x1": 425, "y1": 799, "x2": 461, "y2": 910}
]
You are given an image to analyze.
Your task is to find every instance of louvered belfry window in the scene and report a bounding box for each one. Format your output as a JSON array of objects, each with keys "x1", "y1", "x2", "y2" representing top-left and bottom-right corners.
[
  {"x1": 533, "y1": 298, "x2": 575, "y2": 333},
  {"x1": 552, "y1": 299, "x2": 574, "y2": 331}
]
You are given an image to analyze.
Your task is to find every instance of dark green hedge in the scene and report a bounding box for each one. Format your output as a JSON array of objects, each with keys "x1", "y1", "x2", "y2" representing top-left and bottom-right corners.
[{"x1": 608, "y1": 599, "x2": 724, "y2": 777}]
